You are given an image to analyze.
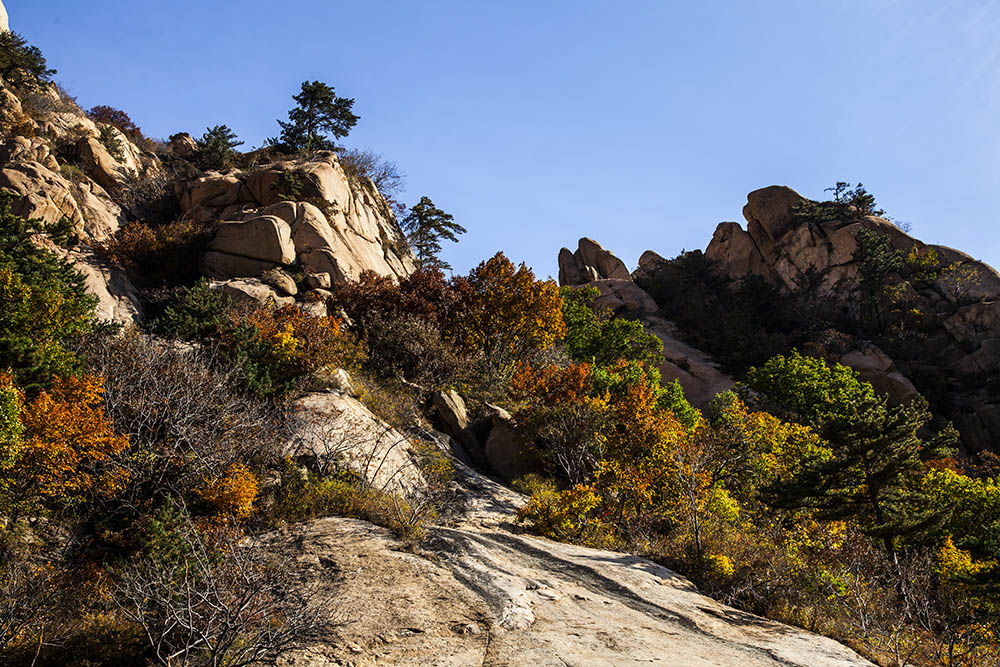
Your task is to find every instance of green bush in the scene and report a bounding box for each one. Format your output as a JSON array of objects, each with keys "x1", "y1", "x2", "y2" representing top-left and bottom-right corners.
[
  {"x1": 97, "y1": 124, "x2": 125, "y2": 162},
  {"x1": 561, "y1": 284, "x2": 662, "y2": 367},
  {"x1": 0, "y1": 192, "x2": 95, "y2": 391}
]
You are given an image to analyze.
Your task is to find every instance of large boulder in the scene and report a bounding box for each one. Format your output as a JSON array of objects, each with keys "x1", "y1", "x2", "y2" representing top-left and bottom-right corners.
[
  {"x1": 208, "y1": 215, "x2": 295, "y2": 265},
  {"x1": 431, "y1": 390, "x2": 486, "y2": 468},
  {"x1": 285, "y1": 391, "x2": 424, "y2": 493},
  {"x1": 200, "y1": 251, "x2": 281, "y2": 280},
  {"x1": 482, "y1": 405, "x2": 530, "y2": 479},
  {"x1": 838, "y1": 345, "x2": 919, "y2": 407},
  {"x1": 210, "y1": 278, "x2": 295, "y2": 309},
  {"x1": 77, "y1": 136, "x2": 125, "y2": 191}
]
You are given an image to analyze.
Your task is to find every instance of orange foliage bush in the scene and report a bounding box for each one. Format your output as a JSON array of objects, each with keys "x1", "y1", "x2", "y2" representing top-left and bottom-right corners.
[
  {"x1": 196, "y1": 463, "x2": 259, "y2": 520},
  {"x1": 7, "y1": 374, "x2": 128, "y2": 509},
  {"x1": 510, "y1": 361, "x2": 593, "y2": 407}
]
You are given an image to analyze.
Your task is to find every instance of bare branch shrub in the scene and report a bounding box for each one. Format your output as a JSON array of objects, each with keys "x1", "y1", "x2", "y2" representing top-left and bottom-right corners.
[
  {"x1": 362, "y1": 312, "x2": 479, "y2": 390},
  {"x1": 111, "y1": 510, "x2": 333, "y2": 666},
  {"x1": 0, "y1": 549, "x2": 64, "y2": 658},
  {"x1": 74, "y1": 332, "x2": 282, "y2": 508},
  {"x1": 337, "y1": 148, "x2": 406, "y2": 215},
  {"x1": 111, "y1": 168, "x2": 181, "y2": 225}
]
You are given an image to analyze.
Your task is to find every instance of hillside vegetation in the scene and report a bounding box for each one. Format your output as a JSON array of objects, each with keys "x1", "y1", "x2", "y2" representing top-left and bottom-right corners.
[{"x1": 0, "y1": 24, "x2": 997, "y2": 667}]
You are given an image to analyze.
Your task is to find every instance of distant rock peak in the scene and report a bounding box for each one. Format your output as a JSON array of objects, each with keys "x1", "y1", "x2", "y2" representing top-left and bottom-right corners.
[{"x1": 557, "y1": 237, "x2": 630, "y2": 286}]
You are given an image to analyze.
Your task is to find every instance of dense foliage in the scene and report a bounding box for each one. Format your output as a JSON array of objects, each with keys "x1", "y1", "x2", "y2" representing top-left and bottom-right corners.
[
  {"x1": 0, "y1": 193, "x2": 96, "y2": 391},
  {"x1": 0, "y1": 31, "x2": 55, "y2": 89}
]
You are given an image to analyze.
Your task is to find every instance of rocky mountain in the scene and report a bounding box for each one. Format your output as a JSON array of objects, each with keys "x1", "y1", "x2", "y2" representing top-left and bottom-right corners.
[
  {"x1": 0, "y1": 76, "x2": 413, "y2": 327},
  {"x1": 560, "y1": 185, "x2": 1000, "y2": 452},
  {"x1": 1, "y1": 6, "x2": 974, "y2": 663}
]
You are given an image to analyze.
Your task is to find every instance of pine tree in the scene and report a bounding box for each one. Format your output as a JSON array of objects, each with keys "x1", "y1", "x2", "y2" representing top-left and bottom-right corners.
[
  {"x1": 273, "y1": 81, "x2": 358, "y2": 153},
  {"x1": 0, "y1": 32, "x2": 55, "y2": 89},
  {"x1": 401, "y1": 196, "x2": 466, "y2": 271},
  {"x1": 196, "y1": 125, "x2": 244, "y2": 169},
  {"x1": 749, "y1": 352, "x2": 958, "y2": 556}
]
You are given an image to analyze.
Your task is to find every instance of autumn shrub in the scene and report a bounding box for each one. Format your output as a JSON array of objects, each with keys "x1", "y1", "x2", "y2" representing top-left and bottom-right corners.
[
  {"x1": 100, "y1": 218, "x2": 212, "y2": 287},
  {"x1": 516, "y1": 477, "x2": 618, "y2": 548},
  {"x1": 328, "y1": 268, "x2": 479, "y2": 389},
  {"x1": 155, "y1": 283, "x2": 361, "y2": 397},
  {"x1": 86, "y1": 104, "x2": 149, "y2": 148},
  {"x1": 510, "y1": 362, "x2": 606, "y2": 483},
  {"x1": 329, "y1": 267, "x2": 466, "y2": 334},
  {"x1": 218, "y1": 302, "x2": 358, "y2": 396},
  {"x1": 454, "y1": 252, "x2": 565, "y2": 382},
  {"x1": 195, "y1": 463, "x2": 259, "y2": 521}
]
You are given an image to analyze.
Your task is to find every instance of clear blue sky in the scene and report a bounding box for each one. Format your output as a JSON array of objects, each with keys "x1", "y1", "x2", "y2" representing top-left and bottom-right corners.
[{"x1": 13, "y1": 1, "x2": 1000, "y2": 278}]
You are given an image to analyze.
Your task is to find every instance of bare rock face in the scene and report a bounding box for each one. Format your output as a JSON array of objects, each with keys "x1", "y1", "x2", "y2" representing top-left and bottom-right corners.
[
  {"x1": 180, "y1": 151, "x2": 414, "y2": 288},
  {"x1": 0, "y1": 0, "x2": 8, "y2": 33},
  {"x1": 77, "y1": 136, "x2": 127, "y2": 191},
  {"x1": 558, "y1": 237, "x2": 631, "y2": 286},
  {"x1": 838, "y1": 344, "x2": 919, "y2": 407},
  {"x1": 0, "y1": 160, "x2": 126, "y2": 242},
  {"x1": 208, "y1": 215, "x2": 295, "y2": 265}
]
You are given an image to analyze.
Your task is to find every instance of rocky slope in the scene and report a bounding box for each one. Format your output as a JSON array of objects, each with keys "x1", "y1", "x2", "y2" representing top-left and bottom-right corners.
[
  {"x1": 268, "y1": 399, "x2": 871, "y2": 666},
  {"x1": 559, "y1": 238, "x2": 735, "y2": 408}
]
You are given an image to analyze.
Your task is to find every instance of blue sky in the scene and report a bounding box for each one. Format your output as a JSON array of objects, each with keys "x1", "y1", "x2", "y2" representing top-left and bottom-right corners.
[{"x1": 14, "y1": 1, "x2": 1000, "y2": 277}]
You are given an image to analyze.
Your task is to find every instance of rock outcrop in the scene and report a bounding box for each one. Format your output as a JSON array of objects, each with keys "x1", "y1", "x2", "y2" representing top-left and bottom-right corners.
[
  {"x1": 558, "y1": 237, "x2": 631, "y2": 285},
  {"x1": 180, "y1": 152, "x2": 415, "y2": 288},
  {"x1": 0, "y1": 68, "x2": 414, "y2": 326},
  {"x1": 558, "y1": 240, "x2": 736, "y2": 408},
  {"x1": 698, "y1": 185, "x2": 1000, "y2": 450}
]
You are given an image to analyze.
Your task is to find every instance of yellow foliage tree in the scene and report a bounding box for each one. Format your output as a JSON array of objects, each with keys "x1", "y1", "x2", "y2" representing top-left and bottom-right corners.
[{"x1": 455, "y1": 252, "x2": 565, "y2": 378}]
